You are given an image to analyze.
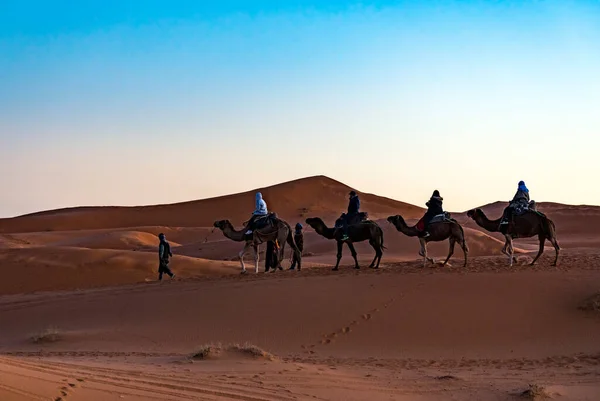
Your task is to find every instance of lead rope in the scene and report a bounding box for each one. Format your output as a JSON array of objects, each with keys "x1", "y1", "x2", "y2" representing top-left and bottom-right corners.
[{"x1": 198, "y1": 227, "x2": 216, "y2": 249}]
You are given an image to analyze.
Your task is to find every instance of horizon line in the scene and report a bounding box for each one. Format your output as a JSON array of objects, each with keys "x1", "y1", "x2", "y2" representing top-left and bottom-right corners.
[{"x1": 3, "y1": 174, "x2": 598, "y2": 220}]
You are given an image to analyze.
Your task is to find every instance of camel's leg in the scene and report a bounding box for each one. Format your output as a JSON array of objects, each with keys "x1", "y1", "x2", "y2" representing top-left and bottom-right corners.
[
  {"x1": 368, "y1": 252, "x2": 378, "y2": 268},
  {"x1": 419, "y1": 239, "x2": 434, "y2": 267},
  {"x1": 239, "y1": 242, "x2": 251, "y2": 274},
  {"x1": 374, "y1": 244, "x2": 383, "y2": 269},
  {"x1": 505, "y1": 236, "x2": 514, "y2": 267},
  {"x1": 501, "y1": 242, "x2": 517, "y2": 264},
  {"x1": 442, "y1": 237, "x2": 456, "y2": 266},
  {"x1": 274, "y1": 241, "x2": 284, "y2": 271},
  {"x1": 368, "y1": 239, "x2": 382, "y2": 268},
  {"x1": 333, "y1": 241, "x2": 343, "y2": 271},
  {"x1": 278, "y1": 247, "x2": 285, "y2": 270},
  {"x1": 461, "y1": 237, "x2": 468, "y2": 267},
  {"x1": 530, "y1": 234, "x2": 545, "y2": 266},
  {"x1": 254, "y1": 244, "x2": 260, "y2": 274},
  {"x1": 548, "y1": 235, "x2": 560, "y2": 266},
  {"x1": 501, "y1": 242, "x2": 509, "y2": 258},
  {"x1": 347, "y1": 242, "x2": 359, "y2": 269}
]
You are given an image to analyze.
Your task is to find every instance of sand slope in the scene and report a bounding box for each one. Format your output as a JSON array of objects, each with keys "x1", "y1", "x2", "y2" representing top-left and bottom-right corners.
[
  {"x1": 1, "y1": 176, "x2": 599, "y2": 400},
  {"x1": 0, "y1": 221, "x2": 529, "y2": 295},
  {"x1": 0, "y1": 176, "x2": 424, "y2": 233},
  {"x1": 1, "y1": 260, "x2": 599, "y2": 400},
  {"x1": 0, "y1": 246, "x2": 240, "y2": 295},
  {"x1": 0, "y1": 175, "x2": 592, "y2": 295}
]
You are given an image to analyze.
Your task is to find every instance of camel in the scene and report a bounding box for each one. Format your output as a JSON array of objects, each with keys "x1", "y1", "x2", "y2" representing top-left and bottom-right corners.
[
  {"x1": 466, "y1": 208, "x2": 560, "y2": 267},
  {"x1": 213, "y1": 217, "x2": 301, "y2": 274},
  {"x1": 387, "y1": 214, "x2": 468, "y2": 268},
  {"x1": 304, "y1": 217, "x2": 384, "y2": 270}
]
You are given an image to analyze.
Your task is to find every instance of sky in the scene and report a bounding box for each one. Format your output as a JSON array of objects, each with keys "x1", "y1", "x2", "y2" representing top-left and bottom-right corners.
[{"x1": 1, "y1": 0, "x2": 599, "y2": 217}]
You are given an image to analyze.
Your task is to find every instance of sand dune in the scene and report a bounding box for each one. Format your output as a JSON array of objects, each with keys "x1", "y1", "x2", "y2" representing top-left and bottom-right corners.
[
  {"x1": 1, "y1": 176, "x2": 599, "y2": 400},
  {"x1": 0, "y1": 176, "x2": 424, "y2": 233},
  {"x1": 0, "y1": 176, "x2": 585, "y2": 295},
  {"x1": 0, "y1": 246, "x2": 240, "y2": 295}
]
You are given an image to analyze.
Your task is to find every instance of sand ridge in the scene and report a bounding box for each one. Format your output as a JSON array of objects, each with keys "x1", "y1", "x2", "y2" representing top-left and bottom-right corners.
[{"x1": 1, "y1": 176, "x2": 599, "y2": 400}]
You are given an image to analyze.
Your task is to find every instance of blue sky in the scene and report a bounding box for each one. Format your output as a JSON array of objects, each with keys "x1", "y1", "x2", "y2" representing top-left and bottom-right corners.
[{"x1": 1, "y1": 1, "x2": 599, "y2": 217}]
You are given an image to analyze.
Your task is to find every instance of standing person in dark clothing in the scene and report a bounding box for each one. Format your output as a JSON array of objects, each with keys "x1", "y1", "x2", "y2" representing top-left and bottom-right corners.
[
  {"x1": 340, "y1": 191, "x2": 360, "y2": 241},
  {"x1": 264, "y1": 241, "x2": 279, "y2": 272},
  {"x1": 416, "y1": 190, "x2": 444, "y2": 238},
  {"x1": 158, "y1": 233, "x2": 175, "y2": 280},
  {"x1": 290, "y1": 223, "x2": 304, "y2": 270}
]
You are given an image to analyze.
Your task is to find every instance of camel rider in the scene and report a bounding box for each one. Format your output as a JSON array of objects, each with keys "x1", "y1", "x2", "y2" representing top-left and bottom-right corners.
[
  {"x1": 340, "y1": 191, "x2": 360, "y2": 241},
  {"x1": 245, "y1": 192, "x2": 268, "y2": 235},
  {"x1": 500, "y1": 181, "x2": 530, "y2": 227},
  {"x1": 417, "y1": 190, "x2": 444, "y2": 238},
  {"x1": 290, "y1": 223, "x2": 304, "y2": 270}
]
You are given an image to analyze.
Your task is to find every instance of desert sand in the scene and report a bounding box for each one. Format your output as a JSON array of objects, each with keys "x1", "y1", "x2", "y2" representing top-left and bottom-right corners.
[{"x1": 0, "y1": 176, "x2": 599, "y2": 400}]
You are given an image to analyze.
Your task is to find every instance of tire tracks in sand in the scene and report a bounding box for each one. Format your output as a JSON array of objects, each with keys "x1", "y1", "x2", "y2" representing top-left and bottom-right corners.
[{"x1": 0, "y1": 355, "x2": 298, "y2": 401}]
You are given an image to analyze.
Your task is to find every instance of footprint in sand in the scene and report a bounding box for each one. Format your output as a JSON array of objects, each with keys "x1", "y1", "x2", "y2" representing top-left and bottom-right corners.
[
  {"x1": 362, "y1": 313, "x2": 372, "y2": 320},
  {"x1": 341, "y1": 327, "x2": 351, "y2": 334}
]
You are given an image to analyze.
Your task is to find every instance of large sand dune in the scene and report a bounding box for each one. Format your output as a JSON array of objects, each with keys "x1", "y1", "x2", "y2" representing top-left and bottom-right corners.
[
  {"x1": 1, "y1": 176, "x2": 599, "y2": 400},
  {"x1": 0, "y1": 176, "x2": 423, "y2": 233}
]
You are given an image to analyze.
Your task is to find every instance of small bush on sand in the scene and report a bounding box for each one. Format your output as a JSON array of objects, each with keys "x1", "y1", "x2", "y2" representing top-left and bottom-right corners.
[
  {"x1": 520, "y1": 384, "x2": 550, "y2": 400},
  {"x1": 229, "y1": 343, "x2": 276, "y2": 361},
  {"x1": 191, "y1": 343, "x2": 223, "y2": 359},
  {"x1": 30, "y1": 327, "x2": 61, "y2": 343},
  {"x1": 579, "y1": 292, "x2": 600, "y2": 312},
  {"x1": 192, "y1": 343, "x2": 276, "y2": 361}
]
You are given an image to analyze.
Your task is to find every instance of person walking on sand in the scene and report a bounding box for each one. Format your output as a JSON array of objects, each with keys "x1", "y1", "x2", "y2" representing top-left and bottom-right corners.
[{"x1": 158, "y1": 233, "x2": 175, "y2": 280}]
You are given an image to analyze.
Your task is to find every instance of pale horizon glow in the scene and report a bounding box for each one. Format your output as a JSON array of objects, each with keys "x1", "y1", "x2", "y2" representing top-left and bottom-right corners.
[{"x1": 1, "y1": 1, "x2": 600, "y2": 218}]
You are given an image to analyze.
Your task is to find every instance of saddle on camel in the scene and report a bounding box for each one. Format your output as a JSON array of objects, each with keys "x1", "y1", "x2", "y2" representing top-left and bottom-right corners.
[{"x1": 335, "y1": 190, "x2": 369, "y2": 241}]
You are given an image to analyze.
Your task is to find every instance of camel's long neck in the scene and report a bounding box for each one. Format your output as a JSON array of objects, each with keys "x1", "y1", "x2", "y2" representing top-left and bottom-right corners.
[
  {"x1": 394, "y1": 220, "x2": 419, "y2": 237},
  {"x1": 474, "y1": 212, "x2": 501, "y2": 232},
  {"x1": 314, "y1": 223, "x2": 335, "y2": 240},
  {"x1": 220, "y1": 225, "x2": 247, "y2": 242}
]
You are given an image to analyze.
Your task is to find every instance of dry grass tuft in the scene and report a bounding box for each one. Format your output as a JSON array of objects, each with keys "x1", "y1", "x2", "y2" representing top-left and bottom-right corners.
[
  {"x1": 191, "y1": 343, "x2": 223, "y2": 360},
  {"x1": 520, "y1": 384, "x2": 551, "y2": 400},
  {"x1": 229, "y1": 343, "x2": 276, "y2": 361},
  {"x1": 579, "y1": 292, "x2": 600, "y2": 313},
  {"x1": 192, "y1": 342, "x2": 276, "y2": 361},
  {"x1": 30, "y1": 327, "x2": 61, "y2": 343}
]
